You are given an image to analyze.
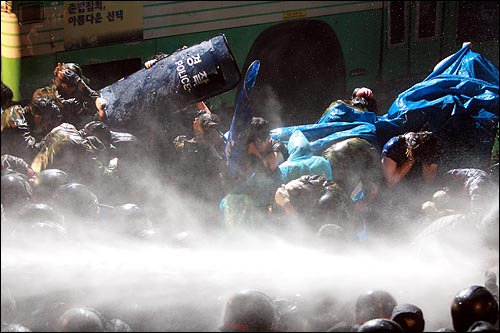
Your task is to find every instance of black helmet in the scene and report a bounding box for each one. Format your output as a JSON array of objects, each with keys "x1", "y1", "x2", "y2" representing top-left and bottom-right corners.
[
  {"x1": 104, "y1": 319, "x2": 132, "y2": 332},
  {"x1": 28, "y1": 97, "x2": 62, "y2": 135},
  {"x1": 273, "y1": 296, "x2": 307, "y2": 332},
  {"x1": 0, "y1": 324, "x2": 32, "y2": 332},
  {"x1": 61, "y1": 62, "x2": 89, "y2": 84},
  {"x1": 451, "y1": 285, "x2": 499, "y2": 333},
  {"x1": 220, "y1": 290, "x2": 279, "y2": 332},
  {"x1": 357, "y1": 318, "x2": 404, "y2": 332},
  {"x1": 355, "y1": 290, "x2": 398, "y2": 324},
  {"x1": 17, "y1": 203, "x2": 64, "y2": 225},
  {"x1": 391, "y1": 303, "x2": 425, "y2": 333},
  {"x1": 1, "y1": 173, "x2": 32, "y2": 208},
  {"x1": 81, "y1": 121, "x2": 113, "y2": 146},
  {"x1": 33, "y1": 169, "x2": 70, "y2": 200},
  {"x1": 111, "y1": 203, "x2": 152, "y2": 236},
  {"x1": 316, "y1": 223, "x2": 348, "y2": 240},
  {"x1": 52, "y1": 183, "x2": 99, "y2": 219},
  {"x1": 56, "y1": 307, "x2": 104, "y2": 332},
  {"x1": 62, "y1": 63, "x2": 83, "y2": 77},
  {"x1": 466, "y1": 320, "x2": 499, "y2": 332}
]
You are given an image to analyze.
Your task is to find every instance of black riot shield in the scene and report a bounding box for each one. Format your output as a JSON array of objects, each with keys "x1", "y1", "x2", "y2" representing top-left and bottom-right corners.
[
  {"x1": 102, "y1": 34, "x2": 241, "y2": 131},
  {"x1": 99, "y1": 34, "x2": 241, "y2": 175}
]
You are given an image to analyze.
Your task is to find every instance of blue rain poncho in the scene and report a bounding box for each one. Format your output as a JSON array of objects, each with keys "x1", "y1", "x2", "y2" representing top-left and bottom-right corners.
[
  {"x1": 278, "y1": 130, "x2": 332, "y2": 184},
  {"x1": 376, "y1": 44, "x2": 498, "y2": 155},
  {"x1": 270, "y1": 44, "x2": 498, "y2": 168}
]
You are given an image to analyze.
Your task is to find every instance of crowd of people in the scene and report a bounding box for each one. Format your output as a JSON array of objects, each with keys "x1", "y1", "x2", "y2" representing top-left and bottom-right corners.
[{"x1": 1, "y1": 42, "x2": 499, "y2": 332}]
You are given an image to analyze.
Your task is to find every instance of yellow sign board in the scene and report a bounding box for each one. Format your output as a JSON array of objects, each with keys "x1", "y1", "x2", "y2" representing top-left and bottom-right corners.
[{"x1": 64, "y1": 1, "x2": 143, "y2": 50}]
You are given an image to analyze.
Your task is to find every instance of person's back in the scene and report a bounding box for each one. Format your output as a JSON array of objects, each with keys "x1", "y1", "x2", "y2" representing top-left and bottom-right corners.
[
  {"x1": 1, "y1": 104, "x2": 38, "y2": 162},
  {"x1": 322, "y1": 137, "x2": 382, "y2": 200},
  {"x1": 30, "y1": 123, "x2": 110, "y2": 186},
  {"x1": 274, "y1": 174, "x2": 354, "y2": 232}
]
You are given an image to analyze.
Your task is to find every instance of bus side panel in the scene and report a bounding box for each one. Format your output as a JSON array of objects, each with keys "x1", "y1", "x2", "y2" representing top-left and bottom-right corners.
[
  {"x1": 321, "y1": 10, "x2": 383, "y2": 93},
  {"x1": 152, "y1": 9, "x2": 384, "y2": 114}
]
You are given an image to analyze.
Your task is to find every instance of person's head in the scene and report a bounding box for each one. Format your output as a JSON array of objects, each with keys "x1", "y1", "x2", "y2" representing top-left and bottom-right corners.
[
  {"x1": 351, "y1": 87, "x2": 377, "y2": 112},
  {"x1": 80, "y1": 121, "x2": 113, "y2": 147},
  {"x1": 404, "y1": 131, "x2": 438, "y2": 165},
  {"x1": 27, "y1": 97, "x2": 62, "y2": 136},
  {"x1": 391, "y1": 303, "x2": 425, "y2": 333},
  {"x1": 451, "y1": 285, "x2": 499, "y2": 333},
  {"x1": 52, "y1": 62, "x2": 87, "y2": 97},
  {"x1": 1, "y1": 173, "x2": 32, "y2": 211},
  {"x1": 52, "y1": 182, "x2": 100, "y2": 221},
  {"x1": 17, "y1": 203, "x2": 64, "y2": 225},
  {"x1": 60, "y1": 63, "x2": 84, "y2": 79},
  {"x1": 277, "y1": 175, "x2": 328, "y2": 216},
  {"x1": 1, "y1": 324, "x2": 32, "y2": 332},
  {"x1": 247, "y1": 117, "x2": 272, "y2": 157},
  {"x1": 104, "y1": 319, "x2": 132, "y2": 332},
  {"x1": 357, "y1": 318, "x2": 404, "y2": 332},
  {"x1": 33, "y1": 169, "x2": 71, "y2": 203},
  {"x1": 355, "y1": 290, "x2": 398, "y2": 325},
  {"x1": 466, "y1": 321, "x2": 499, "y2": 332},
  {"x1": 192, "y1": 112, "x2": 222, "y2": 142},
  {"x1": 1, "y1": 81, "x2": 14, "y2": 109},
  {"x1": 220, "y1": 290, "x2": 279, "y2": 332},
  {"x1": 318, "y1": 182, "x2": 353, "y2": 227},
  {"x1": 53, "y1": 62, "x2": 88, "y2": 84},
  {"x1": 56, "y1": 307, "x2": 104, "y2": 332},
  {"x1": 110, "y1": 203, "x2": 153, "y2": 237}
]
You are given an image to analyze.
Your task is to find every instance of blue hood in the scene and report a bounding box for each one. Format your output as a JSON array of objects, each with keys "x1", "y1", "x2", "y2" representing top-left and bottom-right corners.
[{"x1": 279, "y1": 130, "x2": 333, "y2": 184}]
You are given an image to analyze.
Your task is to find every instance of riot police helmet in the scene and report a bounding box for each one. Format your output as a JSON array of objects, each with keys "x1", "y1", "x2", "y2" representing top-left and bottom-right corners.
[
  {"x1": 451, "y1": 285, "x2": 499, "y2": 333},
  {"x1": 28, "y1": 97, "x2": 63, "y2": 136},
  {"x1": 391, "y1": 303, "x2": 425, "y2": 333},
  {"x1": 355, "y1": 289, "x2": 398, "y2": 324},
  {"x1": 0, "y1": 323, "x2": 32, "y2": 332},
  {"x1": 220, "y1": 290, "x2": 279, "y2": 332},
  {"x1": 56, "y1": 307, "x2": 104, "y2": 332},
  {"x1": 112, "y1": 203, "x2": 152, "y2": 236},
  {"x1": 104, "y1": 319, "x2": 132, "y2": 332},
  {"x1": 61, "y1": 62, "x2": 89, "y2": 84},
  {"x1": 52, "y1": 182, "x2": 99, "y2": 219},
  {"x1": 466, "y1": 320, "x2": 499, "y2": 332},
  {"x1": 357, "y1": 318, "x2": 404, "y2": 332},
  {"x1": 1, "y1": 173, "x2": 32, "y2": 209},
  {"x1": 17, "y1": 203, "x2": 64, "y2": 225},
  {"x1": 33, "y1": 169, "x2": 70, "y2": 199}
]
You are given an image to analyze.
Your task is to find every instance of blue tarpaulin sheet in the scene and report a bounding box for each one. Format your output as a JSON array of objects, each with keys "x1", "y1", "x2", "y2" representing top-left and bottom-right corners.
[{"x1": 270, "y1": 44, "x2": 499, "y2": 169}]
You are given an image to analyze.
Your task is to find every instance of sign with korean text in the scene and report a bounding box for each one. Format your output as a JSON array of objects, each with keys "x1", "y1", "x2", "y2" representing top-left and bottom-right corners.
[{"x1": 64, "y1": 1, "x2": 143, "y2": 50}]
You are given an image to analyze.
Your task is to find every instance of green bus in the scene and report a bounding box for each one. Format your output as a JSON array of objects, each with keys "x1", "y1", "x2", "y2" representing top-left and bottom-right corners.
[{"x1": 2, "y1": 1, "x2": 498, "y2": 124}]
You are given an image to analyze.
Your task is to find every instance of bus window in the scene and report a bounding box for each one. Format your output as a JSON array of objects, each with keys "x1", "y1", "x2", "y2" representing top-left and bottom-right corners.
[
  {"x1": 416, "y1": 1, "x2": 441, "y2": 40},
  {"x1": 18, "y1": 2, "x2": 43, "y2": 25},
  {"x1": 458, "y1": 1, "x2": 499, "y2": 42},
  {"x1": 388, "y1": 1, "x2": 408, "y2": 47},
  {"x1": 81, "y1": 58, "x2": 142, "y2": 91}
]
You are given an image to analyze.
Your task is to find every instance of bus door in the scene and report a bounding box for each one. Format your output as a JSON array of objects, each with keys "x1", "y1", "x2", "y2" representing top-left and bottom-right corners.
[
  {"x1": 408, "y1": 1, "x2": 444, "y2": 76},
  {"x1": 241, "y1": 20, "x2": 346, "y2": 128},
  {"x1": 383, "y1": 1, "x2": 444, "y2": 88}
]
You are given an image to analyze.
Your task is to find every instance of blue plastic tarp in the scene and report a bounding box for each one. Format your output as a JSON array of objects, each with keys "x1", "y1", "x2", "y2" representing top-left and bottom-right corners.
[{"x1": 270, "y1": 44, "x2": 498, "y2": 163}]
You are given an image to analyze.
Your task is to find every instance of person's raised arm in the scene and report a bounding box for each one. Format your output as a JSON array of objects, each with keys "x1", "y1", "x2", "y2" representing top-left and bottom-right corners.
[{"x1": 381, "y1": 155, "x2": 415, "y2": 187}]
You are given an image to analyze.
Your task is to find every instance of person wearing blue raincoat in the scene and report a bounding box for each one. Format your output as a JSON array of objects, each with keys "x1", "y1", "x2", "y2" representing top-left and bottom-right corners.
[
  {"x1": 222, "y1": 43, "x2": 498, "y2": 230},
  {"x1": 221, "y1": 129, "x2": 333, "y2": 229},
  {"x1": 278, "y1": 130, "x2": 332, "y2": 184}
]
